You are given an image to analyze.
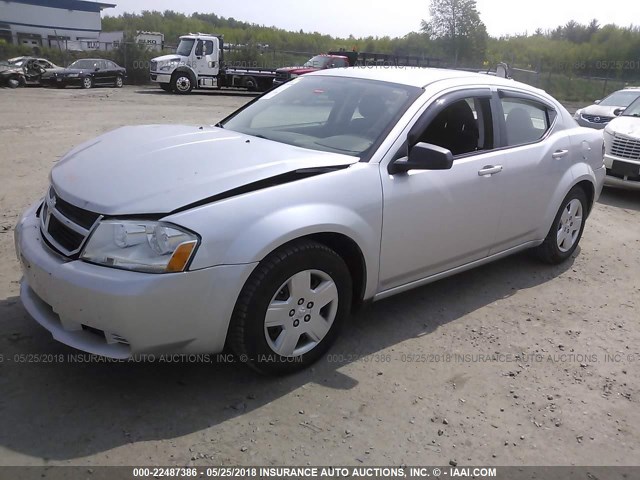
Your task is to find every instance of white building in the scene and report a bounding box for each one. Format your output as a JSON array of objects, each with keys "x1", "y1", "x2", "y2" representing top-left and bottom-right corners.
[{"x1": 0, "y1": 0, "x2": 116, "y2": 49}]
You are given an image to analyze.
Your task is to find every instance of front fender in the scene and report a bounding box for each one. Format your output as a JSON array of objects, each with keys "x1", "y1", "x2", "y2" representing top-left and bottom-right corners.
[{"x1": 165, "y1": 164, "x2": 383, "y2": 299}]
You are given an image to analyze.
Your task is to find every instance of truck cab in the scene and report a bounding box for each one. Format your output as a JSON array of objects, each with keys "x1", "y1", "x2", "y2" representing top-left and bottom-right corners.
[
  {"x1": 150, "y1": 34, "x2": 222, "y2": 93},
  {"x1": 273, "y1": 53, "x2": 353, "y2": 86}
]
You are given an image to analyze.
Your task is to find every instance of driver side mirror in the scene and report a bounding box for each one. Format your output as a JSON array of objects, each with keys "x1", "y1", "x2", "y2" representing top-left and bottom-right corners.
[
  {"x1": 613, "y1": 107, "x2": 625, "y2": 116},
  {"x1": 388, "y1": 143, "x2": 454, "y2": 175},
  {"x1": 594, "y1": 99, "x2": 601, "y2": 105}
]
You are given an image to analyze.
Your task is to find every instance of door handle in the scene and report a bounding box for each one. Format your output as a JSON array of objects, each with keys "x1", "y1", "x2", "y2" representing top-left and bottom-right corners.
[
  {"x1": 552, "y1": 149, "x2": 569, "y2": 160},
  {"x1": 478, "y1": 165, "x2": 503, "y2": 176}
]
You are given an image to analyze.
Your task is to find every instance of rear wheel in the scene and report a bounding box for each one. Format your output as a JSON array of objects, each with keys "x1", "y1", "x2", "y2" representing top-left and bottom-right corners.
[
  {"x1": 228, "y1": 240, "x2": 352, "y2": 375},
  {"x1": 534, "y1": 186, "x2": 588, "y2": 264},
  {"x1": 242, "y1": 76, "x2": 258, "y2": 91},
  {"x1": 82, "y1": 76, "x2": 93, "y2": 89}
]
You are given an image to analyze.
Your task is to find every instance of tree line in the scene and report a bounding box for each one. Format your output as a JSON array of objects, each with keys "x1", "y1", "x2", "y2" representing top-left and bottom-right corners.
[{"x1": 101, "y1": 5, "x2": 640, "y2": 81}]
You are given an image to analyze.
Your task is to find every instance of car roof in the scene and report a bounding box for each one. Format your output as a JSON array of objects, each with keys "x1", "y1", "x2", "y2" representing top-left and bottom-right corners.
[{"x1": 311, "y1": 66, "x2": 527, "y2": 90}]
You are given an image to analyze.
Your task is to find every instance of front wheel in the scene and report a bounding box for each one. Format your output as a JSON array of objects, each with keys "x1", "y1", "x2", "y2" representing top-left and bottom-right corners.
[
  {"x1": 114, "y1": 76, "x2": 123, "y2": 88},
  {"x1": 82, "y1": 76, "x2": 93, "y2": 89},
  {"x1": 534, "y1": 186, "x2": 588, "y2": 264},
  {"x1": 172, "y1": 73, "x2": 193, "y2": 94},
  {"x1": 228, "y1": 240, "x2": 352, "y2": 375}
]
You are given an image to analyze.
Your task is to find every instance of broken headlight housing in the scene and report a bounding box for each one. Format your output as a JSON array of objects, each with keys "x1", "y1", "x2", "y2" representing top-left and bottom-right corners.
[{"x1": 81, "y1": 220, "x2": 199, "y2": 274}]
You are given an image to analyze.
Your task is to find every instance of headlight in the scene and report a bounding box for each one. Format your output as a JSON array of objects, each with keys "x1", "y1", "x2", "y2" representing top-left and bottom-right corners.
[
  {"x1": 81, "y1": 220, "x2": 199, "y2": 274},
  {"x1": 67, "y1": 73, "x2": 79, "y2": 78},
  {"x1": 159, "y1": 63, "x2": 176, "y2": 72}
]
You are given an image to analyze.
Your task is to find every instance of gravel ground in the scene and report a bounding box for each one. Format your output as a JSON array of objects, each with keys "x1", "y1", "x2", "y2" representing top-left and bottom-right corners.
[{"x1": 0, "y1": 85, "x2": 638, "y2": 468}]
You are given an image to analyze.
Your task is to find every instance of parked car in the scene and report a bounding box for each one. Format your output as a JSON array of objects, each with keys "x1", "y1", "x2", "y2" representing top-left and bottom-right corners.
[
  {"x1": 603, "y1": 96, "x2": 640, "y2": 189},
  {"x1": 574, "y1": 87, "x2": 640, "y2": 129},
  {"x1": 42, "y1": 58, "x2": 126, "y2": 89},
  {"x1": 0, "y1": 56, "x2": 60, "y2": 87},
  {"x1": 15, "y1": 67, "x2": 605, "y2": 374}
]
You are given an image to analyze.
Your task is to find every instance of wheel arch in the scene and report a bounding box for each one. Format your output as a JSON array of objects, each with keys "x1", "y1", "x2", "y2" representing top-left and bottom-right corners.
[
  {"x1": 283, "y1": 232, "x2": 367, "y2": 311},
  {"x1": 538, "y1": 168, "x2": 597, "y2": 240},
  {"x1": 573, "y1": 179, "x2": 595, "y2": 216},
  {"x1": 172, "y1": 66, "x2": 197, "y2": 82}
]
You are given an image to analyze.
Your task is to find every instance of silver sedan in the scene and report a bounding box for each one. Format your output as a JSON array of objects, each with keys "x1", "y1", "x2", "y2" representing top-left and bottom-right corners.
[{"x1": 15, "y1": 67, "x2": 605, "y2": 374}]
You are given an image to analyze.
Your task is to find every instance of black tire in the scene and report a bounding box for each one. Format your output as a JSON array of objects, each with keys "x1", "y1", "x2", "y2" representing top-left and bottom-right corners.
[
  {"x1": 82, "y1": 76, "x2": 93, "y2": 89},
  {"x1": 242, "y1": 76, "x2": 258, "y2": 91},
  {"x1": 159, "y1": 83, "x2": 172, "y2": 92},
  {"x1": 7, "y1": 76, "x2": 21, "y2": 88},
  {"x1": 115, "y1": 75, "x2": 124, "y2": 88},
  {"x1": 228, "y1": 240, "x2": 352, "y2": 375},
  {"x1": 534, "y1": 186, "x2": 588, "y2": 264},
  {"x1": 172, "y1": 72, "x2": 194, "y2": 94}
]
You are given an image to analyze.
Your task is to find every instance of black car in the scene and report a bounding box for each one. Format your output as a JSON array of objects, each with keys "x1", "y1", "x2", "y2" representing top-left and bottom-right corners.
[
  {"x1": 0, "y1": 56, "x2": 60, "y2": 87},
  {"x1": 43, "y1": 58, "x2": 126, "y2": 89}
]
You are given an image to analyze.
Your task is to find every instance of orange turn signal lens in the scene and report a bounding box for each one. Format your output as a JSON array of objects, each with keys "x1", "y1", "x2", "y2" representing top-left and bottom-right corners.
[{"x1": 166, "y1": 241, "x2": 197, "y2": 273}]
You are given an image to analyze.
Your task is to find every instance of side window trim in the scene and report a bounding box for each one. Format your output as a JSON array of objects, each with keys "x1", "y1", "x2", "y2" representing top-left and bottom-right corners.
[
  {"x1": 495, "y1": 89, "x2": 558, "y2": 149},
  {"x1": 407, "y1": 88, "x2": 493, "y2": 150}
]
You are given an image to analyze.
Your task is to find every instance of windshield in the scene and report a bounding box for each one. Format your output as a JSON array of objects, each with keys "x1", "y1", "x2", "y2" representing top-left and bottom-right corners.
[
  {"x1": 622, "y1": 97, "x2": 640, "y2": 117},
  {"x1": 176, "y1": 39, "x2": 195, "y2": 57},
  {"x1": 599, "y1": 90, "x2": 640, "y2": 107},
  {"x1": 69, "y1": 59, "x2": 99, "y2": 70},
  {"x1": 303, "y1": 56, "x2": 331, "y2": 69},
  {"x1": 222, "y1": 75, "x2": 421, "y2": 159}
]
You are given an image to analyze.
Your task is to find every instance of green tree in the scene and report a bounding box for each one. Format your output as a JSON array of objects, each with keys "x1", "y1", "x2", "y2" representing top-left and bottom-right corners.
[{"x1": 421, "y1": 0, "x2": 488, "y2": 65}]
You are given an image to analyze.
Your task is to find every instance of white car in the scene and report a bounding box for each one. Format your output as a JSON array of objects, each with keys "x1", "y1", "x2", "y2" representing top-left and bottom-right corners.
[
  {"x1": 15, "y1": 67, "x2": 605, "y2": 374},
  {"x1": 603, "y1": 96, "x2": 640, "y2": 190}
]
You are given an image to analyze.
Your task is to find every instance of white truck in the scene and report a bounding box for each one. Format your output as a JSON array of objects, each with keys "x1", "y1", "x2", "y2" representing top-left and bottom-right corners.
[{"x1": 149, "y1": 33, "x2": 276, "y2": 94}]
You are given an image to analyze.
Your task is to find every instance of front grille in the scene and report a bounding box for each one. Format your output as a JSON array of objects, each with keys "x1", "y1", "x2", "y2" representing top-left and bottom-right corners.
[
  {"x1": 40, "y1": 187, "x2": 101, "y2": 258},
  {"x1": 582, "y1": 114, "x2": 613, "y2": 124},
  {"x1": 48, "y1": 215, "x2": 84, "y2": 252},
  {"x1": 611, "y1": 136, "x2": 640, "y2": 160}
]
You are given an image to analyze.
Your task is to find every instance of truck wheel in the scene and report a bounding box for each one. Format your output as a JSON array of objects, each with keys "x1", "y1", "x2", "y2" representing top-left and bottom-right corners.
[
  {"x1": 228, "y1": 240, "x2": 352, "y2": 375},
  {"x1": 160, "y1": 83, "x2": 172, "y2": 92},
  {"x1": 172, "y1": 73, "x2": 193, "y2": 94},
  {"x1": 242, "y1": 76, "x2": 258, "y2": 91}
]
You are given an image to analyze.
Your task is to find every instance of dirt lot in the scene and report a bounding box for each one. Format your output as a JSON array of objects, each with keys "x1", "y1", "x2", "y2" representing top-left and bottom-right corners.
[{"x1": 0, "y1": 85, "x2": 639, "y2": 468}]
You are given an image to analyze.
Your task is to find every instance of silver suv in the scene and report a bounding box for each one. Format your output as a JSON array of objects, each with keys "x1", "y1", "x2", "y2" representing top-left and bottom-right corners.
[
  {"x1": 574, "y1": 87, "x2": 640, "y2": 129},
  {"x1": 15, "y1": 67, "x2": 605, "y2": 374}
]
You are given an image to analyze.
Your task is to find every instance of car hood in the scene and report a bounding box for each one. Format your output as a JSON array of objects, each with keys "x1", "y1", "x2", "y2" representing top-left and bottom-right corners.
[
  {"x1": 606, "y1": 116, "x2": 640, "y2": 139},
  {"x1": 580, "y1": 105, "x2": 621, "y2": 117},
  {"x1": 51, "y1": 125, "x2": 358, "y2": 215},
  {"x1": 58, "y1": 68, "x2": 91, "y2": 75},
  {"x1": 0, "y1": 65, "x2": 22, "y2": 75},
  {"x1": 278, "y1": 66, "x2": 319, "y2": 75}
]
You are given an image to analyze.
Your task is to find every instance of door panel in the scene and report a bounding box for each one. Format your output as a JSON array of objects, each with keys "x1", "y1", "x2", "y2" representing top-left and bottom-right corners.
[
  {"x1": 379, "y1": 152, "x2": 504, "y2": 291},
  {"x1": 489, "y1": 131, "x2": 573, "y2": 252}
]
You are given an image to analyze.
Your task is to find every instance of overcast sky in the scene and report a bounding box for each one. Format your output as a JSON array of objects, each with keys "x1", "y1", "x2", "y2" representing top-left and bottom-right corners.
[{"x1": 103, "y1": 0, "x2": 639, "y2": 39}]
